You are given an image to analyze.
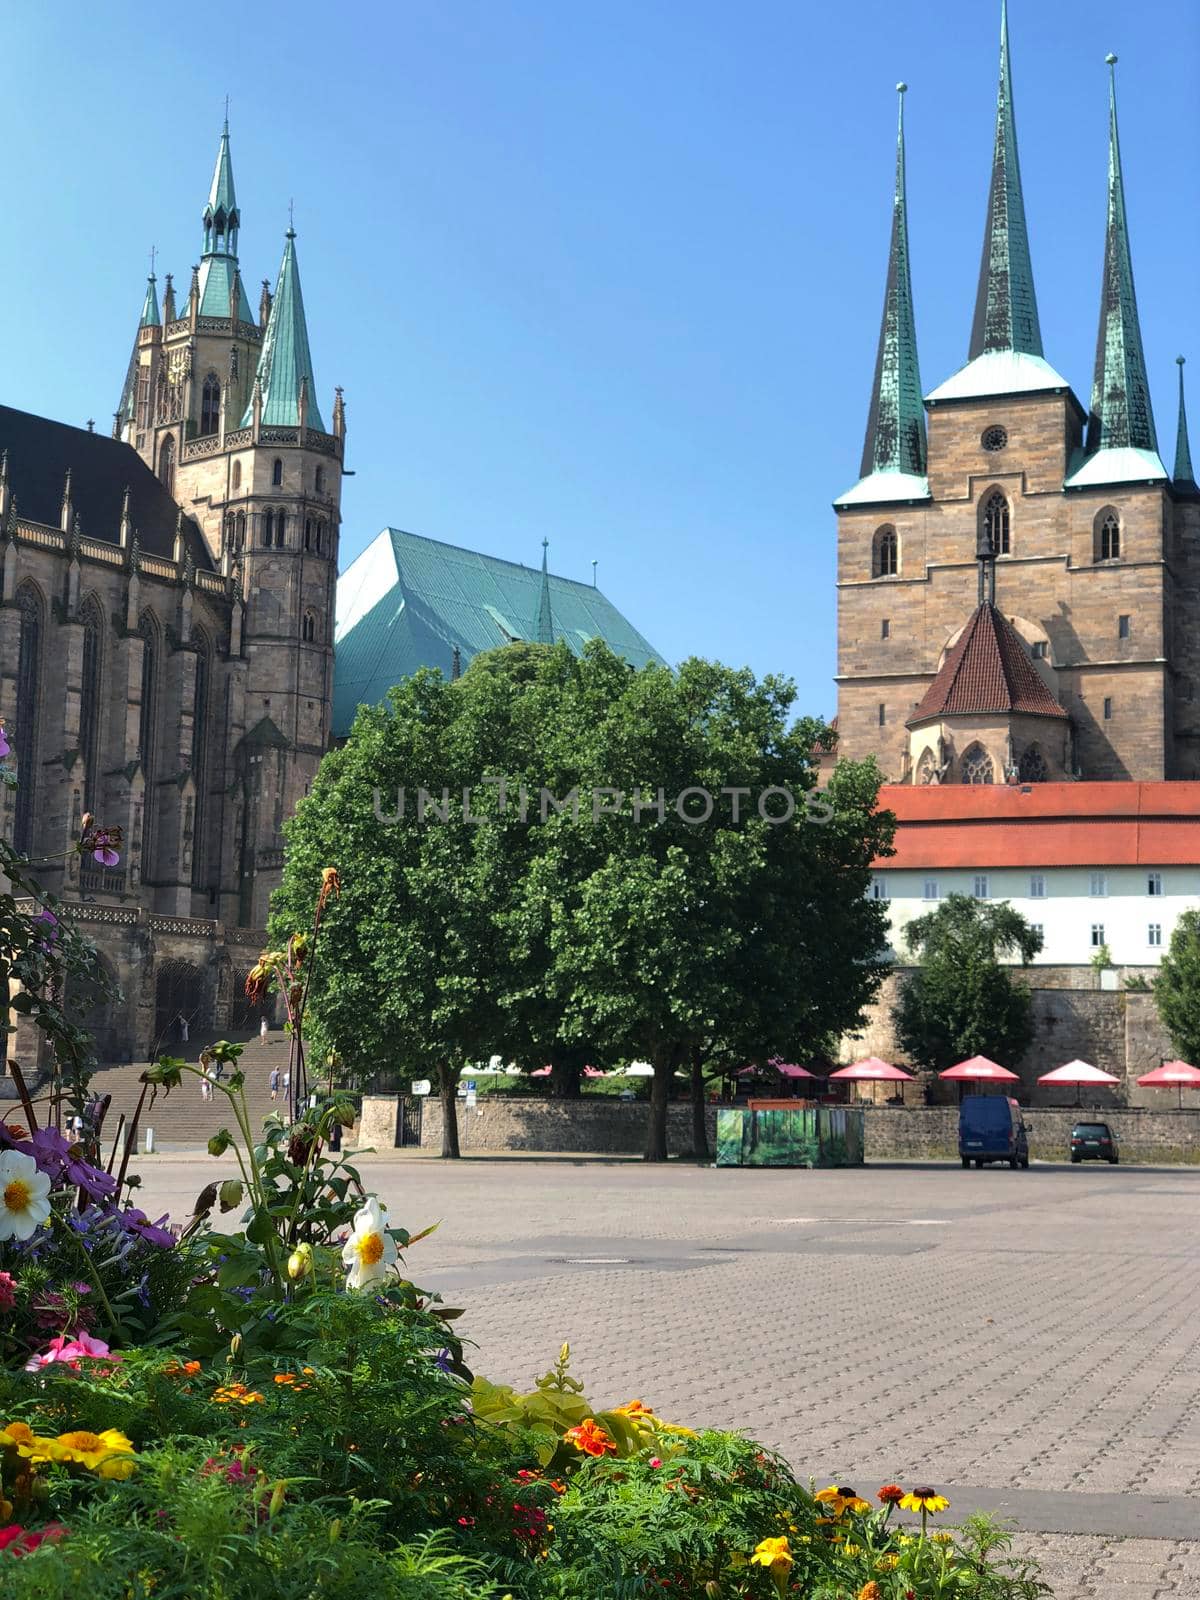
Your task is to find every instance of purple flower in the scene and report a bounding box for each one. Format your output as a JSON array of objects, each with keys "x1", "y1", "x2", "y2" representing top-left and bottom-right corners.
[
  {"x1": 0, "y1": 725, "x2": 9, "y2": 759},
  {"x1": 93, "y1": 845, "x2": 120, "y2": 868},
  {"x1": 32, "y1": 909, "x2": 60, "y2": 951},
  {"x1": 433, "y1": 1348, "x2": 454, "y2": 1375},
  {"x1": 14, "y1": 1127, "x2": 118, "y2": 1203},
  {"x1": 120, "y1": 1208, "x2": 176, "y2": 1250}
]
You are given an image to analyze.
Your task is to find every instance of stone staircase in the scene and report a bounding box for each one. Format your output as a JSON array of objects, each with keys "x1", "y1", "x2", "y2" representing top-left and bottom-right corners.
[{"x1": 86, "y1": 1032, "x2": 299, "y2": 1150}]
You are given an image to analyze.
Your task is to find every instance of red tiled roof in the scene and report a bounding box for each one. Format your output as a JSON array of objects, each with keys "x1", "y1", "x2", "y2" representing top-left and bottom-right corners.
[
  {"x1": 907, "y1": 603, "x2": 1068, "y2": 725},
  {"x1": 874, "y1": 781, "x2": 1200, "y2": 869}
]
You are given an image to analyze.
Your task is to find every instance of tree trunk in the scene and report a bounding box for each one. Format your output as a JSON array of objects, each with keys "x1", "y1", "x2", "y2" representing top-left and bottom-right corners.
[
  {"x1": 644, "y1": 1049, "x2": 673, "y2": 1162},
  {"x1": 690, "y1": 1045, "x2": 709, "y2": 1161},
  {"x1": 438, "y1": 1065, "x2": 461, "y2": 1158},
  {"x1": 551, "y1": 1060, "x2": 582, "y2": 1099}
]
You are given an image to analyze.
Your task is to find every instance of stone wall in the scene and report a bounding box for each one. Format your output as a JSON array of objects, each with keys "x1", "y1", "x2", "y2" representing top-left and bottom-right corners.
[
  {"x1": 861, "y1": 1106, "x2": 1200, "y2": 1165},
  {"x1": 416, "y1": 1097, "x2": 718, "y2": 1157}
]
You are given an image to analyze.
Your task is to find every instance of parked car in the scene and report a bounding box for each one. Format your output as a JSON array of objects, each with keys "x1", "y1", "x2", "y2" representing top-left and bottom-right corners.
[
  {"x1": 958, "y1": 1094, "x2": 1029, "y2": 1169},
  {"x1": 1070, "y1": 1120, "x2": 1119, "y2": 1164}
]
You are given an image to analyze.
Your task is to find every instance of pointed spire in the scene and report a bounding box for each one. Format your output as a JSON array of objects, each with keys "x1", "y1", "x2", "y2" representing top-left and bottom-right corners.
[
  {"x1": 162, "y1": 273, "x2": 176, "y2": 322},
  {"x1": 259, "y1": 278, "x2": 272, "y2": 328},
  {"x1": 536, "y1": 539, "x2": 555, "y2": 644},
  {"x1": 140, "y1": 271, "x2": 161, "y2": 329},
  {"x1": 970, "y1": 0, "x2": 1042, "y2": 360},
  {"x1": 1171, "y1": 355, "x2": 1195, "y2": 491},
  {"x1": 203, "y1": 119, "x2": 240, "y2": 256},
  {"x1": 840, "y1": 85, "x2": 927, "y2": 504},
  {"x1": 1084, "y1": 56, "x2": 1158, "y2": 459},
  {"x1": 241, "y1": 229, "x2": 326, "y2": 430}
]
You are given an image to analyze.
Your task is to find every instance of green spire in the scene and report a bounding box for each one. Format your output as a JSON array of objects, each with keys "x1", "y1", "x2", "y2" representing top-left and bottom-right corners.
[
  {"x1": 1084, "y1": 56, "x2": 1157, "y2": 457},
  {"x1": 1176, "y1": 356, "x2": 1196, "y2": 488},
  {"x1": 969, "y1": 0, "x2": 1042, "y2": 359},
  {"x1": 858, "y1": 84, "x2": 926, "y2": 484},
  {"x1": 139, "y1": 272, "x2": 160, "y2": 329},
  {"x1": 536, "y1": 539, "x2": 554, "y2": 645},
  {"x1": 242, "y1": 229, "x2": 326, "y2": 430},
  {"x1": 203, "y1": 120, "x2": 240, "y2": 257}
]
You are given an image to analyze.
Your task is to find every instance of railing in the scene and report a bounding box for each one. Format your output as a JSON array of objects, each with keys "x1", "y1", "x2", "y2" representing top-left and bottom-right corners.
[
  {"x1": 226, "y1": 926, "x2": 269, "y2": 946},
  {"x1": 194, "y1": 570, "x2": 227, "y2": 594},
  {"x1": 259, "y1": 427, "x2": 299, "y2": 446},
  {"x1": 79, "y1": 538, "x2": 123, "y2": 566},
  {"x1": 303, "y1": 430, "x2": 340, "y2": 457},
  {"x1": 257, "y1": 848, "x2": 285, "y2": 870},
  {"x1": 16, "y1": 520, "x2": 64, "y2": 549},
  {"x1": 183, "y1": 435, "x2": 222, "y2": 461},
  {"x1": 149, "y1": 914, "x2": 218, "y2": 937},
  {"x1": 224, "y1": 427, "x2": 253, "y2": 450},
  {"x1": 80, "y1": 864, "x2": 127, "y2": 896},
  {"x1": 138, "y1": 554, "x2": 177, "y2": 580},
  {"x1": 71, "y1": 905, "x2": 139, "y2": 927}
]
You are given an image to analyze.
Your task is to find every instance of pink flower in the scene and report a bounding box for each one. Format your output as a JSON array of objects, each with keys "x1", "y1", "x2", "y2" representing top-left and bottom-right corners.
[
  {"x1": 24, "y1": 1329, "x2": 121, "y2": 1371},
  {"x1": 649, "y1": 1457, "x2": 662, "y2": 1468},
  {"x1": 0, "y1": 1272, "x2": 15, "y2": 1312},
  {"x1": 0, "y1": 725, "x2": 9, "y2": 760}
]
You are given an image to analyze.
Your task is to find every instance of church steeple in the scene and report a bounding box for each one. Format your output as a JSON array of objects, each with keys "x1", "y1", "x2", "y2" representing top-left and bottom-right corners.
[
  {"x1": 243, "y1": 228, "x2": 326, "y2": 430},
  {"x1": 1067, "y1": 56, "x2": 1165, "y2": 486},
  {"x1": 198, "y1": 121, "x2": 254, "y2": 323},
  {"x1": 536, "y1": 539, "x2": 555, "y2": 644},
  {"x1": 969, "y1": 0, "x2": 1042, "y2": 361},
  {"x1": 140, "y1": 271, "x2": 160, "y2": 329},
  {"x1": 836, "y1": 84, "x2": 928, "y2": 506},
  {"x1": 1175, "y1": 356, "x2": 1197, "y2": 490}
]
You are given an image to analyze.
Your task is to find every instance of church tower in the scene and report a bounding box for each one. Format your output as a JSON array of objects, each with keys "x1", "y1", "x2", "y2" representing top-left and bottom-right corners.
[
  {"x1": 115, "y1": 125, "x2": 344, "y2": 925},
  {"x1": 834, "y1": 8, "x2": 1192, "y2": 783}
]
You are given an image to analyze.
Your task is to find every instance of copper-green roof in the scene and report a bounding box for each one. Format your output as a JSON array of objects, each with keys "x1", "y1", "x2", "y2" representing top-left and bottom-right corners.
[
  {"x1": 198, "y1": 255, "x2": 254, "y2": 321},
  {"x1": 1175, "y1": 356, "x2": 1196, "y2": 490},
  {"x1": 333, "y1": 527, "x2": 664, "y2": 738},
  {"x1": 242, "y1": 231, "x2": 325, "y2": 430},
  {"x1": 140, "y1": 273, "x2": 160, "y2": 328}
]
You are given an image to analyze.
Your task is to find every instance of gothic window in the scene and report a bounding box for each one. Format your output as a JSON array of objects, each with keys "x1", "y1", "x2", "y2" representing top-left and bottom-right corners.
[
  {"x1": 983, "y1": 490, "x2": 1010, "y2": 555},
  {"x1": 200, "y1": 373, "x2": 221, "y2": 436},
  {"x1": 960, "y1": 742, "x2": 995, "y2": 785},
  {"x1": 316, "y1": 520, "x2": 325, "y2": 554},
  {"x1": 873, "y1": 525, "x2": 898, "y2": 578},
  {"x1": 190, "y1": 637, "x2": 210, "y2": 888},
  {"x1": 1018, "y1": 744, "x2": 1048, "y2": 783},
  {"x1": 223, "y1": 513, "x2": 235, "y2": 550},
  {"x1": 13, "y1": 584, "x2": 43, "y2": 854},
  {"x1": 262, "y1": 508, "x2": 274, "y2": 547},
  {"x1": 915, "y1": 747, "x2": 936, "y2": 786},
  {"x1": 79, "y1": 600, "x2": 102, "y2": 813},
  {"x1": 272, "y1": 458, "x2": 283, "y2": 487},
  {"x1": 158, "y1": 434, "x2": 175, "y2": 494},
  {"x1": 235, "y1": 510, "x2": 246, "y2": 550},
  {"x1": 275, "y1": 511, "x2": 287, "y2": 547},
  {"x1": 315, "y1": 466, "x2": 325, "y2": 493},
  {"x1": 138, "y1": 614, "x2": 159, "y2": 879},
  {"x1": 232, "y1": 460, "x2": 242, "y2": 492},
  {"x1": 137, "y1": 368, "x2": 151, "y2": 428},
  {"x1": 302, "y1": 610, "x2": 317, "y2": 642},
  {"x1": 1096, "y1": 509, "x2": 1121, "y2": 562},
  {"x1": 304, "y1": 518, "x2": 313, "y2": 552}
]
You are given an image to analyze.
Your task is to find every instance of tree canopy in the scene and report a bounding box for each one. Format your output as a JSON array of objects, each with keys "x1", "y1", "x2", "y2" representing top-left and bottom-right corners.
[
  {"x1": 1154, "y1": 909, "x2": 1200, "y2": 1066},
  {"x1": 893, "y1": 894, "x2": 1043, "y2": 1076},
  {"x1": 272, "y1": 642, "x2": 894, "y2": 1159}
]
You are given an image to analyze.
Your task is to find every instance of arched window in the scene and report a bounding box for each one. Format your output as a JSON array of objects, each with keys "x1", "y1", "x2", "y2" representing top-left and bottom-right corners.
[
  {"x1": 232, "y1": 460, "x2": 242, "y2": 492},
  {"x1": 960, "y1": 743, "x2": 995, "y2": 785},
  {"x1": 1096, "y1": 509, "x2": 1121, "y2": 562},
  {"x1": 262, "y1": 509, "x2": 274, "y2": 547},
  {"x1": 316, "y1": 520, "x2": 325, "y2": 554},
  {"x1": 200, "y1": 373, "x2": 221, "y2": 436},
  {"x1": 1018, "y1": 745, "x2": 1048, "y2": 783},
  {"x1": 272, "y1": 458, "x2": 283, "y2": 487},
  {"x1": 983, "y1": 490, "x2": 1010, "y2": 555},
  {"x1": 79, "y1": 599, "x2": 103, "y2": 814},
  {"x1": 275, "y1": 511, "x2": 287, "y2": 547},
  {"x1": 138, "y1": 613, "x2": 159, "y2": 879},
  {"x1": 301, "y1": 611, "x2": 317, "y2": 642},
  {"x1": 915, "y1": 747, "x2": 937, "y2": 786},
  {"x1": 190, "y1": 636, "x2": 210, "y2": 889},
  {"x1": 873, "y1": 525, "x2": 898, "y2": 578},
  {"x1": 13, "y1": 584, "x2": 43, "y2": 854},
  {"x1": 315, "y1": 466, "x2": 325, "y2": 494},
  {"x1": 158, "y1": 434, "x2": 175, "y2": 494},
  {"x1": 235, "y1": 510, "x2": 246, "y2": 550},
  {"x1": 304, "y1": 517, "x2": 313, "y2": 551},
  {"x1": 224, "y1": 513, "x2": 235, "y2": 550}
]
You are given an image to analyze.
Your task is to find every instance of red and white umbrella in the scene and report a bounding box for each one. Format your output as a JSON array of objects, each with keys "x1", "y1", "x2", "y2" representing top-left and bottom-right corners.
[
  {"x1": 1038, "y1": 1059, "x2": 1120, "y2": 1107},
  {"x1": 1136, "y1": 1059, "x2": 1200, "y2": 1109},
  {"x1": 939, "y1": 1055, "x2": 1019, "y2": 1082},
  {"x1": 829, "y1": 1057, "x2": 914, "y2": 1104}
]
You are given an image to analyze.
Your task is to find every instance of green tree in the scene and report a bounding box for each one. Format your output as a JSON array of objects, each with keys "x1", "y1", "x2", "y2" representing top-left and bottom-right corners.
[
  {"x1": 894, "y1": 894, "x2": 1043, "y2": 1075},
  {"x1": 1154, "y1": 909, "x2": 1200, "y2": 1065}
]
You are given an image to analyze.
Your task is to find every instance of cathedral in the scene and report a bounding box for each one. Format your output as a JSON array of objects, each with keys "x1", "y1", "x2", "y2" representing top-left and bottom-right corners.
[
  {"x1": 834, "y1": 7, "x2": 1199, "y2": 785},
  {"x1": 0, "y1": 125, "x2": 342, "y2": 1058}
]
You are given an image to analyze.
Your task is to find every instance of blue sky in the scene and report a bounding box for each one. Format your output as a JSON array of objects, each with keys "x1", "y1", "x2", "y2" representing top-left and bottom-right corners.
[{"x1": 7, "y1": 1, "x2": 1198, "y2": 718}]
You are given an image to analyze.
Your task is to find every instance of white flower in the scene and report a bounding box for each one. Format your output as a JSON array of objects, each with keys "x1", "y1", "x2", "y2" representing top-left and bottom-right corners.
[
  {"x1": 0, "y1": 1150, "x2": 52, "y2": 1241},
  {"x1": 340, "y1": 1196, "x2": 397, "y2": 1290}
]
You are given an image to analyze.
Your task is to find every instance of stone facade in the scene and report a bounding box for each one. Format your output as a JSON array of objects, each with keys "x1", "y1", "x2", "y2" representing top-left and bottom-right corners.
[{"x1": 415, "y1": 1096, "x2": 718, "y2": 1158}]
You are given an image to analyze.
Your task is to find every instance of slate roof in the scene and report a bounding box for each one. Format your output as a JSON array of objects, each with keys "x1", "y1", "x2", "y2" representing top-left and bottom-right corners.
[
  {"x1": 333, "y1": 527, "x2": 664, "y2": 738},
  {"x1": 908, "y1": 602, "x2": 1068, "y2": 725},
  {"x1": 0, "y1": 404, "x2": 213, "y2": 568}
]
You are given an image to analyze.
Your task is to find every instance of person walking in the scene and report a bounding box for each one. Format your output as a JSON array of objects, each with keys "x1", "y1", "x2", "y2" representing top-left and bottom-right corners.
[
  {"x1": 178, "y1": 1014, "x2": 190, "y2": 1043},
  {"x1": 269, "y1": 1065, "x2": 280, "y2": 1101},
  {"x1": 260, "y1": 1014, "x2": 269, "y2": 1041},
  {"x1": 200, "y1": 1065, "x2": 212, "y2": 1102}
]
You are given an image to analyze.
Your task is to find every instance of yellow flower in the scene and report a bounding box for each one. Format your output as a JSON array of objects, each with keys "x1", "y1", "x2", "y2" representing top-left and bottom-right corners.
[
  {"x1": 932, "y1": 1531, "x2": 954, "y2": 1544},
  {"x1": 899, "y1": 1488, "x2": 949, "y2": 1514},
  {"x1": 55, "y1": 1428, "x2": 135, "y2": 1471},
  {"x1": 750, "y1": 1535, "x2": 792, "y2": 1571},
  {"x1": 1, "y1": 1421, "x2": 61, "y2": 1462},
  {"x1": 840, "y1": 1541, "x2": 863, "y2": 1558},
  {"x1": 842, "y1": 1495, "x2": 872, "y2": 1514},
  {"x1": 613, "y1": 1399, "x2": 654, "y2": 1419},
  {"x1": 212, "y1": 1383, "x2": 265, "y2": 1406},
  {"x1": 876, "y1": 1553, "x2": 900, "y2": 1571},
  {"x1": 814, "y1": 1485, "x2": 847, "y2": 1515}
]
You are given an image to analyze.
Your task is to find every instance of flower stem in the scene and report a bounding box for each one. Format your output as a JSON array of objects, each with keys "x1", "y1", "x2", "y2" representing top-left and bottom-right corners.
[{"x1": 52, "y1": 1209, "x2": 119, "y2": 1337}]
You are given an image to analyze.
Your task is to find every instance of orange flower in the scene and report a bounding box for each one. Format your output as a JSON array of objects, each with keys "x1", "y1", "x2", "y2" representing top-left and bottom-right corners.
[
  {"x1": 564, "y1": 1419, "x2": 617, "y2": 1458},
  {"x1": 613, "y1": 1399, "x2": 654, "y2": 1419},
  {"x1": 318, "y1": 866, "x2": 341, "y2": 909},
  {"x1": 212, "y1": 1383, "x2": 264, "y2": 1406},
  {"x1": 858, "y1": 1585, "x2": 881, "y2": 1600},
  {"x1": 877, "y1": 1483, "x2": 904, "y2": 1505},
  {"x1": 164, "y1": 1359, "x2": 202, "y2": 1378}
]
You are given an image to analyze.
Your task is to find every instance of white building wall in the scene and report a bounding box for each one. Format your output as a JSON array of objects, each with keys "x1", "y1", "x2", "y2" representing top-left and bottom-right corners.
[{"x1": 872, "y1": 865, "x2": 1200, "y2": 968}]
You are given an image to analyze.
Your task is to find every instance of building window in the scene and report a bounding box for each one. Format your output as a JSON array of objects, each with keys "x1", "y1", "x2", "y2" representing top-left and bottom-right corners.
[
  {"x1": 316, "y1": 520, "x2": 325, "y2": 554},
  {"x1": 191, "y1": 640, "x2": 210, "y2": 888},
  {"x1": 870, "y1": 876, "x2": 889, "y2": 900},
  {"x1": 304, "y1": 518, "x2": 313, "y2": 551},
  {"x1": 235, "y1": 510, "x2": 245, "y2": 550},
  {"x1": 973, "y1": 874, "x2": 990, "y2": 898},
  {"x1": 1029, "y1": 873, "x2": 1046, "y2": 899},
  {"x1": 232, "y1": 460, "x2": 242, "y2": 492},
  {"x1": 275, "y1": 511, "x2": 287, "y2": 547},
  {"x1": 13, "y1": 584, "x2": 43, "y2": 853},
  {"x1": 982, "y1": 425, "x2": 1008, "y2": 453},
  {"x1": 923, "y1": 879, "x2": 940, "y2": 901},
  {"x1": 1148, "y1": 923, "x2": 1162, "y2": 947},
  {"x1": 138, "y1": 613, "x2": 159, "y2": 878},
  {"x1": 960, "y1": 743, "x2": 995, "y2": 785},
  {"x1": 873, "y1": 526, "x2": 898, "y2": 578},
  {"x1": 315, "y1": 466, "x2": 325, "y2": 493},
  {"x1": 262, "y1": 509, "x2": 274, "y2": 547},
  {"x1": 272, "y1": 458, "x2": 283, "y2": 487},
  {"x1": 1118, "y1": 614, "x2": 1131, "y2": 640},
  {"x1": 1031, "y1": 923, "x2": 1044, "y2": 942},
  {"x1": 1147, "y1": 872, "x2": 1162, "y2": 896},
  {"x1": 200, "y1": 373, "x2": 221, "y2": 436},
  {"x1": 1091, "y1": 923, "x2": 1106, "y2": 947},
  {"x1": 881, "y1": 618, "x2": 890, "y2": 639},
  {"x1": 1018, "y1": 745, "x2": 1048, "y2": 783},
  {"x1": 1103, "y1": 696, "x2": 1113, "y2": 721},
  {"x1": 301, "y1": 611, "x2": 317, "y2": 642},
  {"x1": 915, "y1": 747, "x2": 937, "y2": 785},
  {"x1": 1096, "y1": 509, "x2": 1121, "y2": 562},
  {"x1": 878, "y1": 703, "x2": 886, "y2": 727},
  {"x1": 157, "y1": 433, "x2": 175, "y2": 494},
  {"x1": 1090, "y1": 872, "x2": 1107, "y2": 897},
  {"x1": 1032, "y1": 639, "x2": 1048, "y2": 659},
  {"x1": 79, "y1": 600, "x2": 102, "y2": 813},
  {"x1": 983, "y1": 490, "x2": 1010, "y2": 555}
]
